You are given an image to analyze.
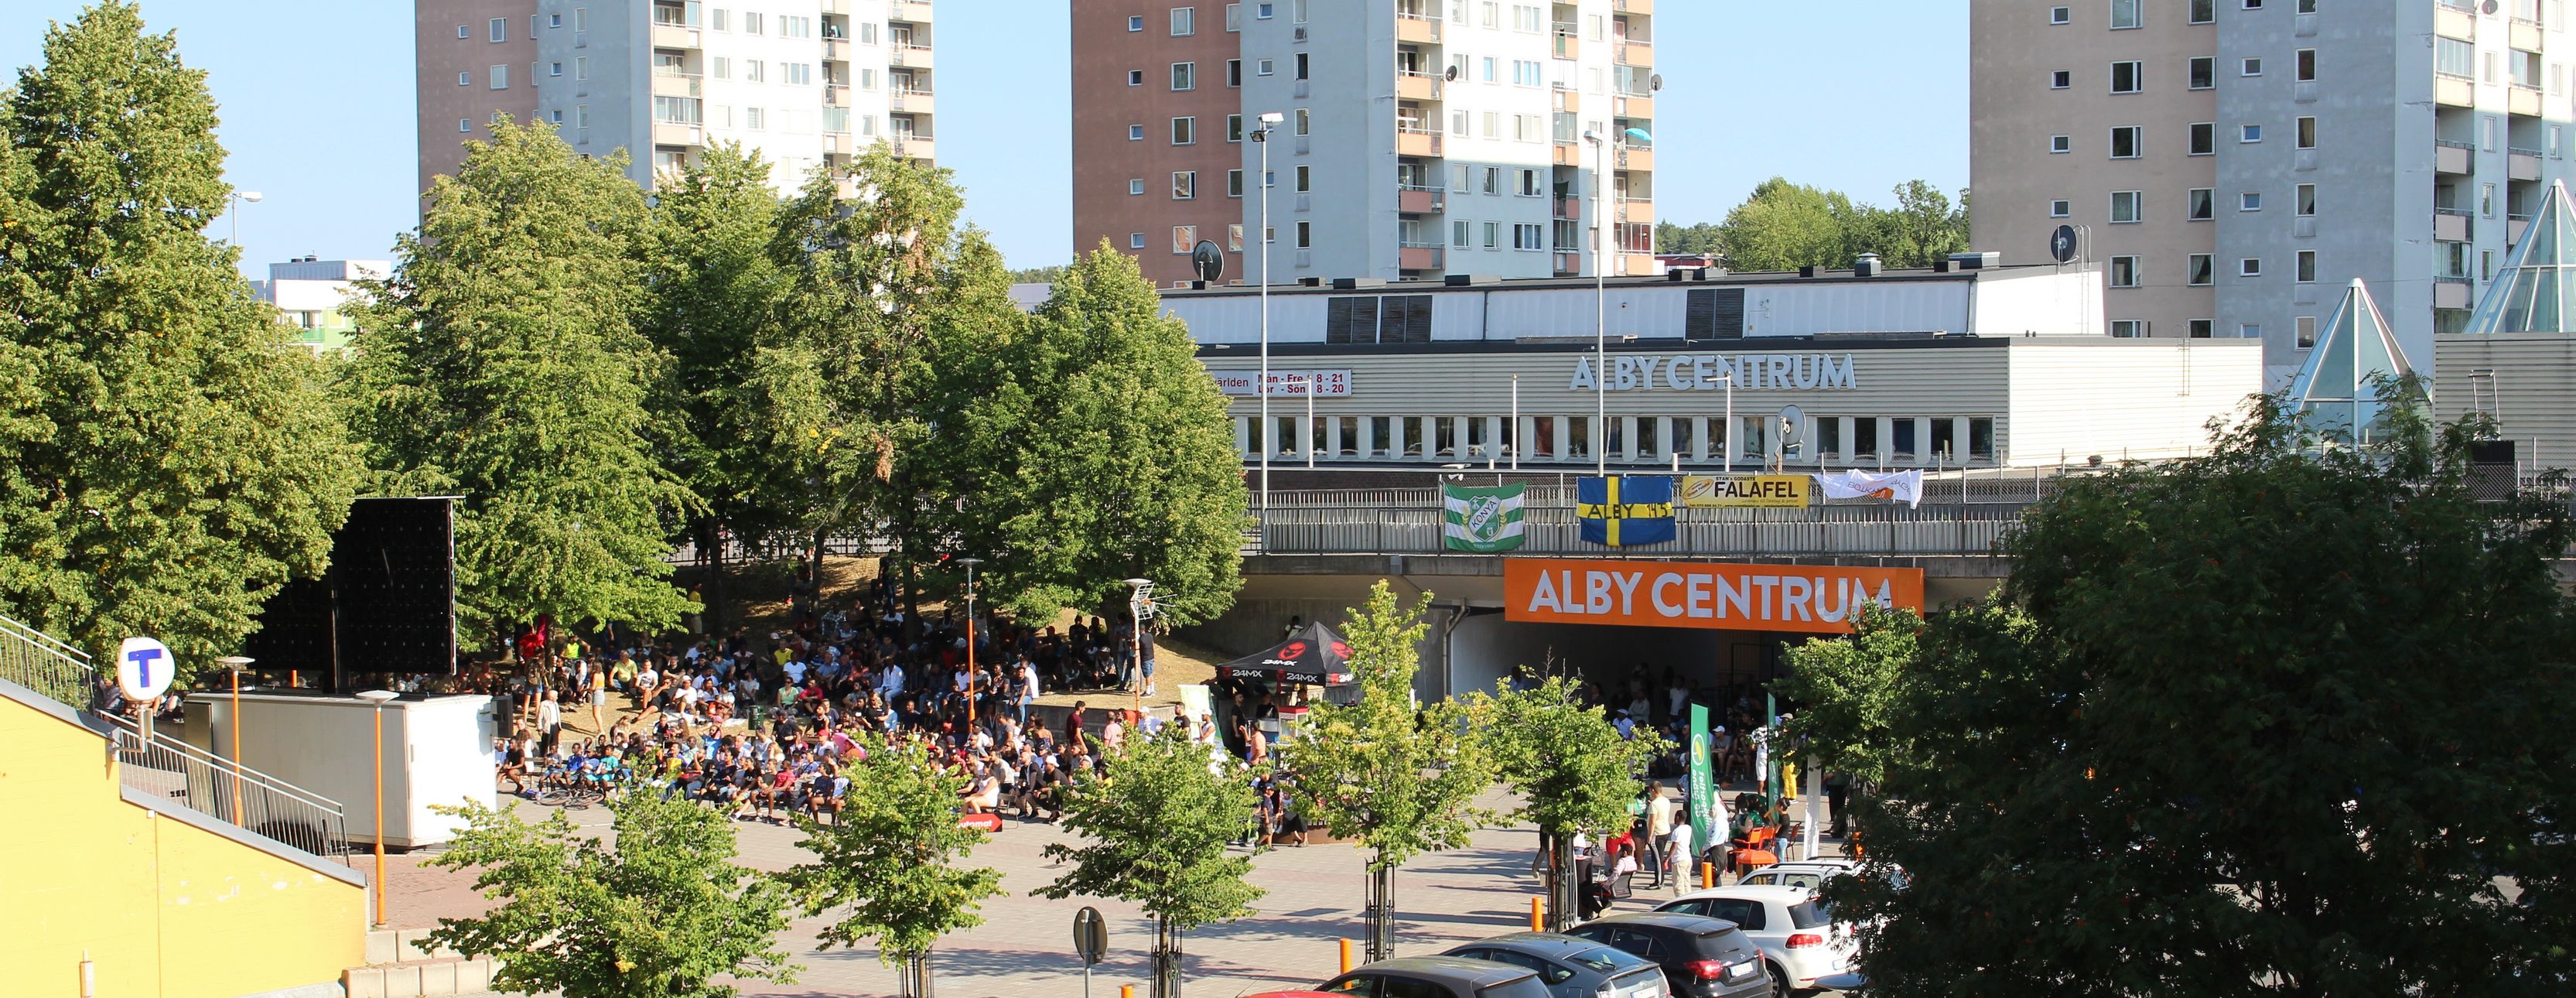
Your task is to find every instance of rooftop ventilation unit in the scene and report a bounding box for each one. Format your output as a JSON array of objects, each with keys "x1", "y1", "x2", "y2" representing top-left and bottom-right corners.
[
  {"x1": 1853, "y1": 252, "x2": 1883, "y2": 278},
  {"x1": 1948, "y1": 251, "x2": 2002, "y2": 269}
]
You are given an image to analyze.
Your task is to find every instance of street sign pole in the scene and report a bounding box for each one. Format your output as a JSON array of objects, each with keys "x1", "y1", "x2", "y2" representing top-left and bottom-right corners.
[{"x1": 1074, "y1": 905, "x2": 1109, "y2": 998}]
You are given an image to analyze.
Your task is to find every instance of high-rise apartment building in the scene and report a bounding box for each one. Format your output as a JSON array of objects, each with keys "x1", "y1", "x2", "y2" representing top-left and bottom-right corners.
[
  {"x1": 1973, "y1": 0, "x2": 2576, "y2": 385},
  {"x1": 1072, "y1": 0, "x2": 1659, "y2": 288},
  {"x1": 415, "y1": 0, "x2": 932, "y2": 200}
]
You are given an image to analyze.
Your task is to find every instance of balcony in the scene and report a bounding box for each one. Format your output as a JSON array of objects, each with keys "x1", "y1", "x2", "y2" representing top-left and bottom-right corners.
[
  {"x1": 650, "y1": 23, "x2": 699, "y2": 50},
  {"x1": 1554, "y1": 196, "x2": 1580, "y2": 220},
  {"x1": 1399, "y1": 244, "x2": 1446, "y2": 270},
  {"x1": 1396, "y1": 70, "x2": 1444, "y2": 101},
  {"x1": 1618, "y1": 252, "x2": 1658, "y2": 275},
  {"x1": 2436, "y1": 207, "x2": 2472, "y2": 242},
  {"x1": 651, "y1": 71, "x2": 702, "y2": 97},
  {"x1": 652, "y1": 121, "x2": 705, "y2": 146},
  {"x1": 2513, "y1": 19, "x2": 2542, "y2": 50},
  {"x1": 2511, "y1": 147, "x2": 2543, "y2": 180},
  {"x1": 1396, "y1": 12, "x2": 1442, "y2": 43},
  {"x1": 2436, "y1": 73, "x2": 2475, "y2": 108},
  {"x1": 2510, "y1": 85, "x2": 2543, "y2": 117},
  {"x1": 2436, "y1": 139, "x2": 2472, "y2": 175},
  {"x1": 1553, "y1": 84, "x2": 1579, "y2": 113},
  {"x1": 2511, "y1": 212, "x2": 2533, "y2": 244},
  {"x1": 1614, "y1": 0, "x2": 1652, "y2": 12},
  {"x1": 1556, "y1": 251, "x2": 1583, "y2": 275},
  {"x1": 1618, "y1": 197, "x2": 1653, "y2": 224},
  {"x1": 2434, "y1": 5, "x2": 2474, "y2": 39},
  {"x1": 1398, "y1": 185, "x2": 1446, "y2": 214},
  {"x1": 2435, "y1": 277, "x2": 2474, "y2": 309},
  {"x1": 891, "y1": 44, "x2": 933, "y2": 69},
  {"x1": 1618, "y1": 40, "x2": 1652, "y2": 66},
  {"x1": 824, "y1": 84, "x2": 846, "y2": 105},
  {"x1": 1554, "y1": 141, "x2": 1581, "y2": 166},
  {"x1": 1553, "y1": 26, "x2": 1579, "y2": 59},
  {"x1": 892, "y1": 135, "x2": 934, "y2": 162},
  {"x1": 891, "y1": 0, "x2": 934, "y2": 24},
  {"x1": 1616, "y1": 145, "x2": 1653, "y2": 172},
  {"x1": 1396, "y1": 125, "x2": 1443, "y2": 158},
  {"x1": 1617, "y1": 94, "x2": 1653, "y2": 118},
  {"x1": 890, "y1": 87, "x2": 934, "y2": 114}
]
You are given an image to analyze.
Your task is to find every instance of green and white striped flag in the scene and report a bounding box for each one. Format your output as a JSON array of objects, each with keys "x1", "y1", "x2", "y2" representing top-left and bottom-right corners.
[{"x1": 1443, "y1": 483, "x2": 1526, "y2": 552}]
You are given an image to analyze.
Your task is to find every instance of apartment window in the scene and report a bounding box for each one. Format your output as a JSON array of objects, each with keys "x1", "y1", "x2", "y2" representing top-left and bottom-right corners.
[
  {"x1": 2241, "y1": 123, "x2": 2263, "y2": 142},
  {"x1": 745, "y1": 12, "x2": 764, "y2": 33},
  {"x1": 1227, "y1": 114, "x2": 1243, "y2": 142},
  {"x1": 1228, "y1": 60, "x2": 1242, "y2": 86},
  {"x1": 2296, "y1": 183, "x2": 2316, "y2": 216},
  {"x1": 2188, "y1": 319, "x2": 2215, "y2": 339},
  {"x1": 2110, "y1": 125, "x2": 2141, "y2": 158},
  {"x1": 1515, "y1": 224, "x2": 1546, "y2": 250},
  {"x1": 2111, "y1": 0, "x2": 2141, "y2": 29},
  {"x1": 1129, "y1": 178, "x2": 1146, "y2": 196},
  {"x1": 457, "y1": 24, "x2": 470, "y2": 39},
  {"x1": 1296, "y1": 108, "x2": 1311, "y2": 135},
  {"x1": 574, "y1": 6, "x2": 587, "y2": 30},
  {"x1": 1295, "y1": 53, "x2": 1310, "y2": 80},
  {"x1": 490, "y1": 17, "x2": 507, "y2": 42},
  {"x1": 745, "y1": 60, "x2": 765, "y2": 83},
  {"x1": 576, "y1": 104, "x2": 588, "y2": 128},
  {"x1": 1228, "y1": 169, "x2": 1243, "y2": 197},
  {"x1": 1481, "y1": 111, "x2": 1499, "y2": 138},
  {"x1": 1171, "y1": 6, "x2": 1196, "y2": 35},
  {"x1": 2051, "y1": 199, "x2": 2072, "y2": 217},
  {"x1": 2188, "y1": 188, "x2": 2215, "y2": 220},
  {"x1": 785, "y1": 63, "x2": 811, "y2": 86},
  {"x1": 2239, "y1": 258, "x2": 2262, "y2": 277},
  {"x1": 2110, "y1": 320, "x2": 2145, "y2": 337},
  {"x1": 1228, "y1": 224, "x2": 1245, "y2": 251},
  {"x1": 710, "y1": 9, "x2": 726, "y2": 31},
  {"x1": 1453, "y1": 220, "x2": 1471, "y2": 247},
  {"x1": 458, "y1": 71, "x2": 470, "y2": 86},
  {"x1": 741, "y1": 106, "x2": 761, "y2": 128},
  {"x1": 2191, "y1": 0, "x2": 2216, "y2": 22},
  {"x1": 2484, "y1": 183, "x2": 2498, "y2": 217},
  {"x1": 1128, "y1": 70, "x2": 1143, "y2": 86},
  {"x1": 1130, "y1": 233, "x2": 1146, "y2": 249},
  {"x1": 1257, "y1": 2, "x2": 1275, "y2": 18},
  {"x1": 2110, "y1": 255, "x2": 2141, "y2": 287},
  {"x1": 459, "y1": 118, "x2": 472, "y2": 133},
  {"x1": 2051, "y1": 134, "x2": 2072, "y2": 153},
  {"x1": 1227, "y1": 3, "x2": 1242, "y2": 31},
  {"x1": 2438, "y1": 37, "x2": 2476, "y2": 79},
  {"x1": 576, "y1": 56, "x2": 589, "y2": 80},
  {"x1": 1172, "y1": 63, "x2": 1196, "y2": 90},
  {"x1": 2189, "y1": 56, "x2": 2216, "y2": 90},
  {"x1": 2241, "y1": 57, "x2": 2262, "y2": 77},
  {"x1": 490, "y1": 64, "x2": 509, "y2": 89},
  {"x1": 784, "y1": 15, "x2": 811, "y2": 38},
  {"x1": 1129, "y1": 124, "x2": 1145, "y2": 141},
  {"x1": 549, "y1": 62, "x2": 563, "y2": 77},
  {"x1": 1171, "y1": 117, "x2": 1196, "y2": 145},
  {"x1": 2297, "y1": 49, "x2": 2316, "y2": 82},
  {"x1": 1174, "y1": 172, "x2": 1197, "y2": 199},
  {"x1": 2297, "y1": 316, "x2": 2318, "y2": 349},
  {"x1": 2189, "y1": 121, "x2": 2216, "y2": 156},
  {"x1": 1257, "y1": 58, "x2": 1275, "y2": 76},
  {"x1": 1296, "y1": 221, "x2": 1312, "y2": 248},
  {"x1": 2052, "y1": 6, "x2": 2072, "y2": 24},
  {"x1": 2295, "y1": 116, "x2": 2316, "y2": 149},
  {"x1": 1515, "y1": 168, "x2": 1543, "y2": 196},
  {"x1": 2052, "y1": 70, "x2": 2072, "y2": 89},
  {"x1": 2243, "y1": 0, "x2": 2262, "y2": 7},
  {"x1": 1295, "y1": 165, "x2": 1310, "y2": 192},
  {"x1": 1172, "y1": 226, "x2": 1197, "y2": 253},
  {"x1": 1482, "y1": 56, "x2": 1498, "y2": 82},
  {"x1": 2485, "y1": 249, "x2": 2496, "y2": 281},
  {"x1": 1129, "y1": 15, "x2": 1145, "y2": 30},
  {"x1": 2296, "y1": 250, "x2": 2318, "y2": 282},
  {"x1": 2515, "y1": 49, "x2": 2544, "y2": 89},
  {"x1": 2111, "y1": 61, "x2": 2143, "y2": 93},
  {"x1": 1451, "y1": 164, "x2": 1471, "y2": 192},
  {"x1": 2110, "y1": 190, "x2": 2142, "y2": 222},
  {"x1": 1482, "y1": 166, "x2": 1502, "y2": 194},
  {"x1": 2241, "y1": 191, "x2": 2263, "y2": 211},
  {"x1": 2188, "y1": 253, "x2": 2215, "y2": 285}
]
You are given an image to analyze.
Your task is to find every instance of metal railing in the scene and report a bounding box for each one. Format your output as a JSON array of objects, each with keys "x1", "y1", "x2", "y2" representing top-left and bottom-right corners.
[
  {"x1": 1, "y1": 613, "x2": 95, "y2": 707},
  {"x1": 106, "y1": 712, "x2": 352, "y2": 860},
  {"x1": 1255, "y1": 503, "x2": 2027, "y2": 557}
]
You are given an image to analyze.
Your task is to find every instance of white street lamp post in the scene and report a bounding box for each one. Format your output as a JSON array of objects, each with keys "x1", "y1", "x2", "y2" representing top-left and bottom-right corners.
[
  {"x1": 1252, "y1": 112, "x2": 1285, "y2": 513},
  {"x1": 228, "y1": 190, "x2": 262, "y2": 252}
]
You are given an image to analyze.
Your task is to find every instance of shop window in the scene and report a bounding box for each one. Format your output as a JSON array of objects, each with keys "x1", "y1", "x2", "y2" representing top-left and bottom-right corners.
[
  {"x1": 1932, "y1": 419, "x2": 1958, "y2": 461},
  {"x1": 1336, "y1": 416, "x2": 1360, "y2": 456},
  {"x1": 1606, "y1": 418, "x2": 1627, "y2": 457},
  {"x1": 1670, "y1": 419, "x2": 1695, "y2": 460},
  {"x1": 1892, "y1": 419, "x2": 1919, "y2": 460},
  {"x1": 1814, "y1": 418, "x2": 1841, "y2": 460},
  {"x1": 1970, "y1": 419, "x2": 1997, "y2": 460},
  {"x1": 1636, "y1": 418, "x2": 1659, "y2": 457},
  {"x1": 1853, "y1": 418, "x2": 1880, "y2": 459},
  {"x1": 1567, "y1": 416, "x2": 1593, "y2": 460},
  {"x1": 1531, "y1": 418, "x2": 1556, "y2": 459},
  {"x1": 1273, "y1": 416, "x2": 1298, "y2": 458},
  {"x1": 1405, "y1": 418, "x2": 1427, "y2": 458},
  {"x1": 1369, "y1": 416, "x2": 1395, "y2": 458}
]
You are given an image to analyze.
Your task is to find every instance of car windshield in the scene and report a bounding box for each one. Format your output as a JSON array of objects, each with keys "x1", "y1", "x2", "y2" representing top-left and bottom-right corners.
[
  {"x1": 1789, "y1": 900, "x2": 1834, "y2": 930},
  {"x1": 1478, "y1": 972, "x2": 1552, "y2": 998},
  {"x1": 1564, "y1": 945, "x2": 1655, "y2": 973}
]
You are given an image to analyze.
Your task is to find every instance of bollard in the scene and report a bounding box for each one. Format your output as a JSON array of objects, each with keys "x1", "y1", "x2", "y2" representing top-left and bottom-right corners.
[
  {"x1": 1530, "y1": 896, "x2": 1544, "y2": 932},
  {"x1": 1340, "y1": 938, "x2": 1354, "y2": 974},
  {"x1": 1121, "y1": 986, "x2": 1134, "y2": 998},
  {"x1": 1702, "y1": 862, "x2": 1716, "y2": 889}
]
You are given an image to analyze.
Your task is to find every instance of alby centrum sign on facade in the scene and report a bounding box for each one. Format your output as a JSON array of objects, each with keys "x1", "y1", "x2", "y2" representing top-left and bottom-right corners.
[{"x1": 1504, "y1": 559, "x2": 1925, "y2": 634}]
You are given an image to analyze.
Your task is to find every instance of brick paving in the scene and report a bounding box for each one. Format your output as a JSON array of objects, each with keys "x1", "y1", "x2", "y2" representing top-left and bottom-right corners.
[{"x1": 396, "y1": 785, "x2": 1841, "y2": 998}]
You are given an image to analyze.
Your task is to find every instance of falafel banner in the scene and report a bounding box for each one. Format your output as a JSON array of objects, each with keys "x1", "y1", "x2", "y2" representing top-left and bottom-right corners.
[
  {"x1": 1680, "y1": 474, "x2": 1812, "y2": 508},
  {"x1": 1504, "y1": 558, "x2": 1924, "y2": 634}
]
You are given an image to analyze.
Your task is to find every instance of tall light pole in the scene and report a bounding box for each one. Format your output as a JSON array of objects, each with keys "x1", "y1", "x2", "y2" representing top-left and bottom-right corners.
[
  {"x1": 1297, "y1": 371, "x2": 1316, "y2": 469},
  {"x1": 355, "y1": 689, "x2": 400, "y2": 928},
  {"x1": 1584, "y1": 130, "x2": 1607, "y2": 474},
  {"x1": 1124, "y1": 578, "x2": 1153, "y2": 719},
  {"x1": 227, "y1": 190, "x2": 262, "y2": 252},
  {"x1": 214, "y1": 655, "x2": 254, "y2": 823},
  {"x1": 1252, "y1": 112, "x2": 1284, "y2": 513},
  {"x1": 958, "y1": 558, "x2": 982, "y2": 724}
]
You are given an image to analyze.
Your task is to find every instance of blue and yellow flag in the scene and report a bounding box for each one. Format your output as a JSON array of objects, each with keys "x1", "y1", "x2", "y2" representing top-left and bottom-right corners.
[{"x1": 1577, "y1": 475, "x2": 1676, "y2": 547}]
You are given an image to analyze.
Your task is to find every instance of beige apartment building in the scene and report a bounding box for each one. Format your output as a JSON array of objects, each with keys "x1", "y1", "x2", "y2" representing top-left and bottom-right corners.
[
  {"x1": 1974, "y1": 0, "x2": 2576, "y2": 387},
  {"x1": 1072, "y1": 0, "x2": 1660, "y2": 288},
  {"x1": 415, "y1": 0, "x2": 932, "y2": 202}
]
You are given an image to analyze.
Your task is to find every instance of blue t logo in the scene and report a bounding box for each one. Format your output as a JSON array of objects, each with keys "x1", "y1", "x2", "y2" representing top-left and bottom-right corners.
[{"x1": 125, "y1": 648, "x2": 162, "y2": 686}]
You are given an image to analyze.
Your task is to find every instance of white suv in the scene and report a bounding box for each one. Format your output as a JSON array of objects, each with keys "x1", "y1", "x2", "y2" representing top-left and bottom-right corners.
[{"x1": 1654, "y1": 884, "x2": 1856, "y2": 994}]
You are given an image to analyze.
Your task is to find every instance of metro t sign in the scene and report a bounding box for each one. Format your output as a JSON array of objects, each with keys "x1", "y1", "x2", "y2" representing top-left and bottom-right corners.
[{"x1": 1503, "y1": 559, "x2": 1925, "y2": 634}]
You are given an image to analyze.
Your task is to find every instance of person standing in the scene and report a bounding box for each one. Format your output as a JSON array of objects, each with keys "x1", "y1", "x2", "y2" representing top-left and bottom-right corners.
[
  {"x1": 537, "y1": 689, "x2": 564, "y2": 756},
  {"x1": 1646, "y1": 787, "x2": 1677, "y2": 887},
  {"x1": 1666, "y1": 813, "x2": 1696, "y2": 896}
]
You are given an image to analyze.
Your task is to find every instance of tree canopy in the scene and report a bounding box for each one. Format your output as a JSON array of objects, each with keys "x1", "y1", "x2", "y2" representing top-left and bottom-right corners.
[
  {"x1": 1659, "y1": 178, "x2": 1970, "y2": 272},
  {"x1": 1033, "y1": 725, "x2": 1266, "y2": 932},
  {"x1": 784, "y1": 730, "x2": 1003, "y2": 977}
]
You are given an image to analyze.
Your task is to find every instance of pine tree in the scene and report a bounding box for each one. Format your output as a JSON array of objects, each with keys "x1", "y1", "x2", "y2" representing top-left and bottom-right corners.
[
  {"x1": 344, "y1": 118, "x2": 692, "y2": 639},
  {"x1": 0, "y1": 2, "x2": 357, "y2": 683}
]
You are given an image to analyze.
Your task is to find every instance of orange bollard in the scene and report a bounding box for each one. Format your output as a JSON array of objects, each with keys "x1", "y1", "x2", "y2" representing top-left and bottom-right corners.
[
  {"x1": 1701, "y1": 862, "x2": 1716, "y2": 889},
  {"x1": 1121, "y1": 987, "x2": 1135, "y2": 998},
  {"x1": 1340, "y1": 938, "x2": 1354, "y2": 973},
  {"x1": 1530, "y1": 896, "x2": 1545, "y2": 931}
]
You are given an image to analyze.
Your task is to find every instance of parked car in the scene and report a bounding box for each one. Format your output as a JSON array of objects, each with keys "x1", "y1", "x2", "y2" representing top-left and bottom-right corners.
[
  {"x1": 1313, "y1": 955, "x2": 1553, "y2": 998},
  {"x1": 1655, "y1": 885, "x2": 1857, "y2": 994},
  {"x1": 1442, "y1": 931, "x2": 1673, "y2": 998},
  {"x1": 1560, "y1": 911, "x2": 1773, "y2": 998}
]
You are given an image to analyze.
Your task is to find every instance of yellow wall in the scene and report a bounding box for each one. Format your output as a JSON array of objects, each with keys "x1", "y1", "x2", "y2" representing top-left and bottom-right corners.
[{"x1": 0, "y1": 690, "x2": 366, "y2": 996}]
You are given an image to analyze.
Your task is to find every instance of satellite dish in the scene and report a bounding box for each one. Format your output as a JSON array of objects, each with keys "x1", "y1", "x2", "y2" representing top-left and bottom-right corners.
[
  {"x1": 2049, "y1": 224, "x2": 2079, "y2": 265},
  {"x1": 1191, "y1": 240, "x2": 1225, "y2": 282},
  {"x1": 1649, "y1": 73, "x2": 1664, "y2": 92},
  {"x1": 2483, "y1": 0, "x2": 2500, "y2": 12},
  {"x1": 1443, "y1": 64, "x2": 1460, "y2": 81},
  {"x1": 1777, "y1": 405, "x2": 1805, "y2": 446}
]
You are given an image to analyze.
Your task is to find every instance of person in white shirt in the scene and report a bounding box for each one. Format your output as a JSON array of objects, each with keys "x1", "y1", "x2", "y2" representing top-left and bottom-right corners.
[
  {"x1": 877, "y1": 661, "x2": 906, "y2": 699},
  {"x1": 1666, "y1": 817, "x2": 1696, "y2": 895}
]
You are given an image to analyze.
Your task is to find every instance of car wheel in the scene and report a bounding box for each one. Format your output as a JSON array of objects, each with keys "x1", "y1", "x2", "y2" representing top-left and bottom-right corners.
[{"x1": 1769, "y1": 963, "x2": 1794, "y2": 996}]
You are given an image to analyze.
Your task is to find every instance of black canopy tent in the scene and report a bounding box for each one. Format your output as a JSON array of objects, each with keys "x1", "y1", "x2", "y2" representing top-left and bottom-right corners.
[{"x1": 1218, "y1": 620, "x2": 1361, "y2": 706}]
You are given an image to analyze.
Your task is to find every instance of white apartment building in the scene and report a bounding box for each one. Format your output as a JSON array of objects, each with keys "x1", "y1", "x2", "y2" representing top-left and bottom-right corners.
[
  {"x1": 1973, "y1": 0, "x2": 2576, "y2": 386},
  {"x1": 416, "y1": 0, "x2": 931, "y2": 200},
  {"x1": 250, "y1": 258, "x2": 391, "y2": 354}
]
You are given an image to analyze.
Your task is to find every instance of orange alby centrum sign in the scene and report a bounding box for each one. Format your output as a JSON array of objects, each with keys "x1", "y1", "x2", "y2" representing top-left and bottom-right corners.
[{"x1": 1502, "y1": 559, "x2": 1926, "y2": 634}]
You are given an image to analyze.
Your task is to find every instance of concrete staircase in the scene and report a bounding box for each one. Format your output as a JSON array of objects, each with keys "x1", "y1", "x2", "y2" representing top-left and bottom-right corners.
[{"x1": 340, "y1": 928, "x2": 502, "y2": 998}]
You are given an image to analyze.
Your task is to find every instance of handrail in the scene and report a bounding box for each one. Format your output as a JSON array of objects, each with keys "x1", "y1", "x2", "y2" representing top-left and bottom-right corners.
[
  {"x1": 104, "y1": 710, "x2": 352, "y2": 860},
  {"x1": 0, "y1": 613, "x2": 94, "y2": 708}
]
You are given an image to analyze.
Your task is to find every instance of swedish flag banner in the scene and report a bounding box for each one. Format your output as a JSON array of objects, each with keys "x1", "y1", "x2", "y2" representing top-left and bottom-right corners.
[{"x1": 1577, "y1": 475, "x2": 1676, "y2": 548}]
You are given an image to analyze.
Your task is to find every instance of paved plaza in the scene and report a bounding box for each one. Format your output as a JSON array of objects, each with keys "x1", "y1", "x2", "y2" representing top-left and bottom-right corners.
[{"x1": 390, "y1": 786, "x2": 1839, "y2": 997}]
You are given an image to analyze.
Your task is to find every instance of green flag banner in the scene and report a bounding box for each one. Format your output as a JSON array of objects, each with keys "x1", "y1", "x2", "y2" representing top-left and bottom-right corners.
[
  {"x1": 1688, "y1": 703, "x2": 1716, "y2": 864},
  {"x1": 1443, "y1": 483, "x2": 1526, "y2": 552}
]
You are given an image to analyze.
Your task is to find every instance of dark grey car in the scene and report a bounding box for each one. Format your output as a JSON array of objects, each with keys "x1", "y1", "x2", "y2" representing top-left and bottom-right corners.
[
  {"x1": 1444, "y1": 932, "x2": 1673, "y2": 998},
  {"x1": 1565, "y1": 912, "x2": 1773, "y2": 998},
  {"x1": 1314, "y1": 955, "x2": 1554, "y2": 998}
]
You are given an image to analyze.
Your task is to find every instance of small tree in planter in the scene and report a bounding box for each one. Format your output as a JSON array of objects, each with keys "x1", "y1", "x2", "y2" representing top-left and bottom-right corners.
[{"x1": 784, "y1": 730, "x2": 1003, "y2": 997}]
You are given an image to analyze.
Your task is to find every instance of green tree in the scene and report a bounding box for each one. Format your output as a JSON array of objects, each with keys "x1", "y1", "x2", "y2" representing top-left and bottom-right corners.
[
  {"x1": 1881, "y1": 179, "x2": 1970, "y2": 268},
  {"x1": 1478, "y1": 675, "x2": 1669, "y2": 930},
  {"x1": 784, "y1": 731, "x2": 1003, "y2": 998},
  {"x1": 1775, "y1": 603, "x2": 1922, "y2": 786},
  {"x1": 1655, "y1": 220, "x2": 1724, "y2": 256},
  {"x1": 345, "y1": 118, "x2": 693, "y2": 640},
  {"x1": 638, "y1": 142, "x2": 793, "y2": 632},
  {"x1": 951, "y1": 242, "x2": 1246, "y2": 626},
  {"x1": 1005, "y1": 263, "x2": 1070, "y2": 284},
  {"x1": 0, "y1": 2, "x2": 357, "y2": 684},
  {"x1": 1034, "y1": 726, "x2": 1266, "y2": 997},
  {"x1": 1817, "y1": 397, "x2": 2576, "y2": 996},
  {"x1": 1276, "y1": 582, "x2": 1495, "y2": 960},
  {"x1": 425, "y1": 793, "x2": 797, "y2": 998},
  {"x1": 1716, "y1": 177, "x2": 1851, "y2": 272}
]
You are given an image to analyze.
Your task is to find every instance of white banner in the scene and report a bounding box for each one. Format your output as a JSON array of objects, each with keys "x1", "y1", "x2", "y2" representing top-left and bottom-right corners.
[
  {"x1": 1211, "y1": 369, "x2": 1352, "y2": 397},
  {"x1": 1811, "y1": 469, "x2": 1925, "y2": 508}
]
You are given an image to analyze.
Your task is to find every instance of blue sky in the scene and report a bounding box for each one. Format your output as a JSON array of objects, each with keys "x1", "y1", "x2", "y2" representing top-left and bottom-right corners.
[{"x1": 0, "y1": 1, "x2": 1965, "y2": 275}]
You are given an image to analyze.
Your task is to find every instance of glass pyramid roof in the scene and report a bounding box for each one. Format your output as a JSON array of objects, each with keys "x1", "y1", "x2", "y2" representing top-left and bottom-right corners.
[
  {"x1": 2286, "y1": 278, "x2": 2421, "y2": 443},
  {"x1": 2465, "y1": 178, "x2": 2576, "y2": 335}
]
